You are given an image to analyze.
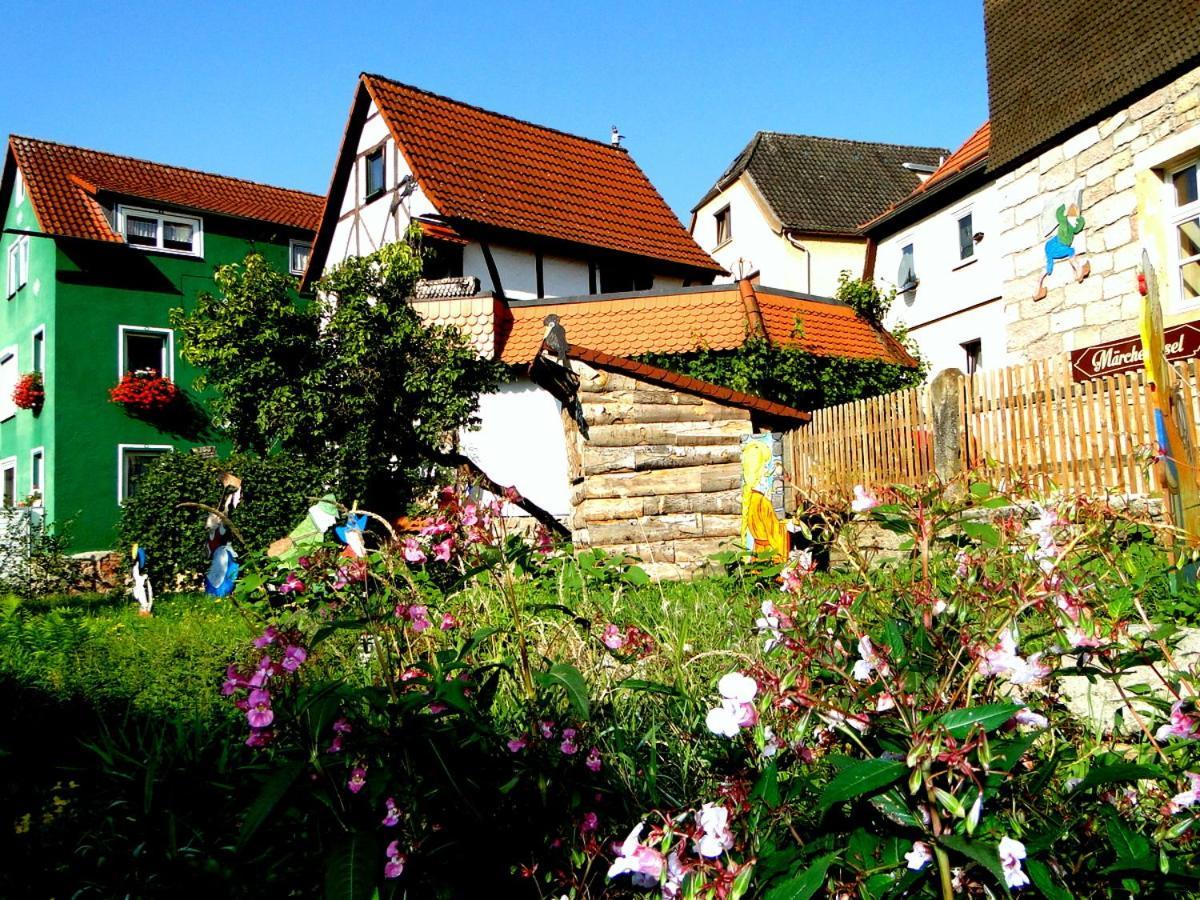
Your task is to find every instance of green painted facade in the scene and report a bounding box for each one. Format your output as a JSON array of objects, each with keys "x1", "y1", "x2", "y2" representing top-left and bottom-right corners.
[{"x1": 0, "y1": 180, "x2": 307, "y2": 552}]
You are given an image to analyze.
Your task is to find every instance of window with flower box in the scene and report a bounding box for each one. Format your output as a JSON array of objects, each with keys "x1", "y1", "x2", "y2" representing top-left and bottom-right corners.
[
  {"x1": 0, "y1": 346, "x2": 16, "y2": 421},
  {"x1": 119, "y1": 326, "x2": 173, "y2": 379}
]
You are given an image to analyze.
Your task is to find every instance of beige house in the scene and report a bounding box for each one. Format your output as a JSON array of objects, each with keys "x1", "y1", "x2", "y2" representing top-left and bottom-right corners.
[
  {"x1": 690, "y1": 132, "x2": 945, "y2": 295},
  {"x1": 984, "y1": 0, "x2": 1200, "y2": 366}
]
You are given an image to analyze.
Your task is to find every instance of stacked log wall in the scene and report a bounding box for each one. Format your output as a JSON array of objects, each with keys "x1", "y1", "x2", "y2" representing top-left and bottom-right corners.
[{"x1": 564, "y1": 365, "x2": 755, "y2": 579}]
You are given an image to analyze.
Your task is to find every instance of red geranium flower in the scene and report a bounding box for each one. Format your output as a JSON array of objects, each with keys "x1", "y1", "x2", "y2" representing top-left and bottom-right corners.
[{"x1": 109, "y1": 369, "x2": 180, "y2": 413}]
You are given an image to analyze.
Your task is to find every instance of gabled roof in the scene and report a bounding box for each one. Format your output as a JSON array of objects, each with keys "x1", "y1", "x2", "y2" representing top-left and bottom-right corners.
[
  {"x1": 492, "y1": 283, "x2": 918, "y2": 367},
  {"x1": 6, "y1": 136, "x2": 323, "y2": 242},
  {"x1": 862, "y1": 122, "x2": 990, "y2": 235},
  {"x1": 306, "y1": 74, "x2": 721, "y2": 287},
  {"x1": 984, "y1": 0, "x2": 1200, "y2": 172},
  {"x1": 692, "y1": 132, "x2": 947, "y2": 235},
  {"x1": 567, "y1": 345, "x2": 810, "y2": 422}
]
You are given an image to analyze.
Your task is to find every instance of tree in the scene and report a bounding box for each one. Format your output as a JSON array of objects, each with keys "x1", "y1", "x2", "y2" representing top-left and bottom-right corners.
[
  {"x1": 638, "y1": 273, "x2": 925, "y2": 411},
  {"x1": 171, "y1": 238, "x2": 504, "y2": 512}
]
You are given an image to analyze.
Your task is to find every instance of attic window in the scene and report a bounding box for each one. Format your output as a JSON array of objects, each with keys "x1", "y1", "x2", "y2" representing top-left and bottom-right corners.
[
  {"x1": 897, "y1": 242, "x2": 918, "y2": 292},
  {"x1": 714, "y1": 205, "x2": 732, "y2": 246},
  {"x1": 118, "y1": 205, "x2": 202, "y2": 257},
  {"x1": 957, "y1": 211, "x2": 975, "y2": 260},
  {"x1": 365, "y1": 147, "x2": 386, "y2": 199},
  {"x1": 289, "y1": 240, "x2": 312, "y2": 276}
]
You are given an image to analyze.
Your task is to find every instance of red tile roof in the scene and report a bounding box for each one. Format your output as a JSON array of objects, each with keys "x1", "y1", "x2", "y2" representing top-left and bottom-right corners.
[
  {"x1": 8, "y1": 135, "x2": 323, "y2": 243},
  {"x1": 860, "y1": 122, "x2": 990, "y2": 232},
  {"x1": 569, "y1": 345, "x2": 810, "y2": 422},
  {"x1": 495, "y1": 284, "x2": 918, "y2": 367},
  {"x1": 360, "y1": 75, "x2": 721, "y2": 274}
]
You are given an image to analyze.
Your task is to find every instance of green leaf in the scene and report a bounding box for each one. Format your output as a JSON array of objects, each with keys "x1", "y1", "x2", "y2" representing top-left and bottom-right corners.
[
  {"x1": 324, "y1": 833, "x2": 377, "y2": 900},
  {"x1": 1074, "y1": 763, "x2": 1165, "y2": 793},
  {"x1": 617, "y1": 678, "x2": 682, "y2": 697},
  {"x1": 969, "y1": 481, "x2": 993, "y2": 498},
  {"x1": 237, "y1": 760, "x2": 305, "y2": 849},
  {"x1": 536, "y1": 662, "x2": 590, "y2": 720},
  {"x1": 1026, "y1": 859, "x2": 1071, "y2": 900},
  {"x1": 1106, "y1": 814, "x2": 1151, "y2": 862},
  {"x1": 764, "y1": 853, "x2": 836, "y2": 900},
  {"x1": 938, "y1": 835, "x2": 1009, "y2": 892},
  {"x1": 818, "y1": 758, "x2": 906, "y2": 809},
  {"x1": 869, "y1": 789, "x2": 923, "y2": 828},
  {"x1": 751, "y1": 762, "x2": 781, "y2": 809},
  {"x1": 938, "y1": 703, "x2": 1022, "y2": 739},
  {"x1": 960, "y1": 521, "x2": 1000, "y2": 546},
  {"x1": 622, "y1": 565, "x2": 651, "y2": 586}
]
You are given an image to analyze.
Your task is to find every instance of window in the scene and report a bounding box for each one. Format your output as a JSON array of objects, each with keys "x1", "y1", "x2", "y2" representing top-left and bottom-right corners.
[
  {"x1": 29, "y1": 447, "x2": 43, "y2": 502},
  {"x1": 0, "y1": 346, "x2": 16, "y2": 421},
  {"x1": 119, "y1": 445, "x2": 171, "y2": 504},
  {"x1": 1, "y1": 458, "x2": 14, "y2": 507},
  {"x1": 14, "y1": 169, "x2": 24, "y2": 206},
  {"x1": 289, "y1": 240, "x2": 312, "y2": 276},
  {"x1": 7, "y1": 235, "x2": 29, "y2": 297},
  {"x1": 119, "y1": 326, "x2": 172, "y2": 378},
  {"x1": 31, "y1": 326, "x2": 44, "y2": 374},
  {"x1": 599, "y1": 262, "x2": 653, "y2": 294},
  {"x1": 897, "y1": 242, "x2": 918, "y2": 292},
  {"x1": 962, "y1": 339, "x2": 982, "y2": 375},
  {"x1": 957, "y1": 211, "x2": 975, "y2": 260},
  {"x1": 714, "y1": 205, "x2": 732, "y2": 246},
  {"x1": 1171, "y1": 160, "x2": 1200, "y2": 305},
  {"x1": 365, "y1": 146, "x2": 386, "y2": 199},
  {"x1": 117, "y1": 205, "x2": 203, "y2": 257},
  {"x1": 423, "y1": 243, "x2": 464, "y2": 280}
]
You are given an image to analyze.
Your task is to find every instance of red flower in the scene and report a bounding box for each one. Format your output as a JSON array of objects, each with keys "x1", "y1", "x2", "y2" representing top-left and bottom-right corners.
[
  {"x1": 109, "y1": 369, "x2": 180, "y2": 413},
  {"x1": 12, "y1": 372, "x2": 44, "y2": 412}
]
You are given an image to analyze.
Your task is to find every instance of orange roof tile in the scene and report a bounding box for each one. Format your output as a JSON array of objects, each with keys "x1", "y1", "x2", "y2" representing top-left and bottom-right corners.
[
  {"x1": 861, "y1": 122, "x2": 990, "y2": 231},
  {"x1": 8, "y1": 135, "x2": 323, "y2": 242},
  {"x1": 494, "y1": 284, "x2": 917, "y2": 367},
  {"x1": 412, "y1": 295, "x2": 500, "y2": 357},
  {"x1": 360, "y1": 75, "x2": 721, "y2": 274},
  {"x1": 568, "y1": 345, "x2": 810, "y2": 422}
]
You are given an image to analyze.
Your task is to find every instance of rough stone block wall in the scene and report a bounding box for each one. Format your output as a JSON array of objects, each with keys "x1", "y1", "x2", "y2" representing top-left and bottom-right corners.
[{"x1": 996, "y1": 65, "x2": 1200, "y2": 362}]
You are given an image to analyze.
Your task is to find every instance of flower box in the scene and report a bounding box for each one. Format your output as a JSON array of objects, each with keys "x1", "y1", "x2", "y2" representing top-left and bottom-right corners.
[
  {"x1": 109, "y1": 369, "x2": 181, "y2": 414},
  {"x1": 12, "y1": 372, "x2": 44, "y2": 412}
]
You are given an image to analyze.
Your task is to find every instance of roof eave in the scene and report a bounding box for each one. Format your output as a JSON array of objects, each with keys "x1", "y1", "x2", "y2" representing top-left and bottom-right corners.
[{"x1": 861, "y1": 157, "x2": 992, "y2": 237}]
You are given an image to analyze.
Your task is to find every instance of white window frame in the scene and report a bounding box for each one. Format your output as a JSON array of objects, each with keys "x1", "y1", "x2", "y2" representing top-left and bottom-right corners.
[
  {"x1": 0, "y1": 344, "x2": 17, "y2": 422},
  {"x1": 14, "y1": 168, "x2": 24, "y2": 206},
  {"x1": 7, "y1": 235, "x2": 29, "y2": 297},
  {"x1": 29, "y1": 446, "x2": 43, "y2": 503},
  {"x1": 364, "y1": 145, "x2": 387, "y2": 200},
  {"x1": 1168, "y1": 157, "x2": 1200, "y2": 311},
  {"x1": 954, "y1": 206, "x2": 976, "y2": 262},
  {"x1": 897, "y1": 237, "x2": 918, "y2": 292},
  {"x1": 117, "y1": 444, "x2": 173, "y2": 504},
  {"x1": 0, "y1": 456, "x2": 15, "y2": 507},
  {"x1": 118, "y1": 325, "x2": 174, "y2": 380},
  {"x1": 31, "y1": 324, "x2": 44, "y2": 374},
  {"x1": 714, "y1": 205, "x2": 732, "y2": 247},
  {"x1": 116, "y1": 204, "x2": 204, "y2": 258},
  {"x1": 289, "y1": 239, "x2": 312, "y2": 276}
]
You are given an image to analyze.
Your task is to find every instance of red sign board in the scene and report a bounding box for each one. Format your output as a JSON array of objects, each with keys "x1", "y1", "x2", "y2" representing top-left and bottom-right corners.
[{"x1": 1069, "y1": 321, "x2": 1200, "y2": 382}]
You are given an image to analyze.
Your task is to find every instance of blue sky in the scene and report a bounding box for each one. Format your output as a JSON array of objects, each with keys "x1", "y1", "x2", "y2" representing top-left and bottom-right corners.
[{"x1": 0, "y1": 0, "x2": 988, "y2": 220}]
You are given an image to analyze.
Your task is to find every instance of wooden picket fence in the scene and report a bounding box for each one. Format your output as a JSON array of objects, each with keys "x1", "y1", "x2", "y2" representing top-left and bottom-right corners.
[{"x1": 785, "y1": 354, "x2": 1200, "y2": 497}]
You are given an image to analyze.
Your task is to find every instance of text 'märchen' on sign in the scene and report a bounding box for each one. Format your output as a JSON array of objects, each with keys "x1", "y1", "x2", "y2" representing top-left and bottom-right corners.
[{"x1": 1070, "y1": 322, "x2": 1200, "y2": 382}]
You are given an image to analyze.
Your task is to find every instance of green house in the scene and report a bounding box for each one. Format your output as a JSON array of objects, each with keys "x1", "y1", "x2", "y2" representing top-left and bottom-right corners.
[{"x1": 0, "y1": 136, "x2": 322, "y2": 552}]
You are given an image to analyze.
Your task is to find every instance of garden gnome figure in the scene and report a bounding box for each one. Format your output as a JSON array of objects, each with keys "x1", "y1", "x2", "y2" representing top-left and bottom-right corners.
[
  {"x1": 1034, "y1": 197, "x2": 1090, "y2": 301},
  {"x1": 131, "y1": 544, "x2": 153, "y2": 616}
]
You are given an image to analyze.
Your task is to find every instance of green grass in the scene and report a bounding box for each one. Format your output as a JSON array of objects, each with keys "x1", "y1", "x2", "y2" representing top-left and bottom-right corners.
[{"x1": 0, "y1": 591, "x2": 255, "y2": 722}]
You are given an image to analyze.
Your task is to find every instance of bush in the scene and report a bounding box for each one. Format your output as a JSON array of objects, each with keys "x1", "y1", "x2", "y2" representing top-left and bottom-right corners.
[
  {"x1": 116, "y1": 450, "x2": 327, "y2": 586},
  {"x1": 0, "y1": 509, "x2": 89, "y2": 598}
]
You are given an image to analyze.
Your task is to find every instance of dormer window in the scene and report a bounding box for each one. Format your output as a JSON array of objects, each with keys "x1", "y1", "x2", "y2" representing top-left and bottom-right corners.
[
  {"x1": 289, "y1": 240, "x2": 312, "y2": 276},
  {"x1": 365, "y1": 146, "x2": 386, "y2": 199},
  {"x1": 117, "y1": 205, "x2": 203, "y2": 257},
  {"x1": 714, "y1": 205, "x2": 732, "y2": 246}
]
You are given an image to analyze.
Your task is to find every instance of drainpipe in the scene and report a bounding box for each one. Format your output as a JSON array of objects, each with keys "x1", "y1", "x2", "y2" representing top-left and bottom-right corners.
[{"x1": 782, "y1": 228, "x2": 811, "y2": 294}]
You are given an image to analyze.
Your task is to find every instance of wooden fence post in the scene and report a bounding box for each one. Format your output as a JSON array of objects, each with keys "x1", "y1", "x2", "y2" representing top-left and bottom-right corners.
[{"x1": 930, "y1": 368, "x2": 966, "y2": 485}]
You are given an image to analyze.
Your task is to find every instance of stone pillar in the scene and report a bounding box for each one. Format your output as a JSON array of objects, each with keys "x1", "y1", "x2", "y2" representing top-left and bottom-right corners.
[{"x1": 929, "y1": 368, "x2": 966, "y2": 484}]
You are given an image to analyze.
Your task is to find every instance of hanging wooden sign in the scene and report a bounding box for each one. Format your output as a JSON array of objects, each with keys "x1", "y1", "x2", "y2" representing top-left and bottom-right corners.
[{"x1": 1070, "y1": 321, "x2": 1200, "y2": 382}]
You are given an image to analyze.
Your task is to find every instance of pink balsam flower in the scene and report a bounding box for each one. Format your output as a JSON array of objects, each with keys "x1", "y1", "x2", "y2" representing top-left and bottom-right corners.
[
  {"x1": 606, "y1": 824, "x2": 664, "y2": 887},
  {"x1": 347, "y1": 765, "x2": 367, "y2": 794}
]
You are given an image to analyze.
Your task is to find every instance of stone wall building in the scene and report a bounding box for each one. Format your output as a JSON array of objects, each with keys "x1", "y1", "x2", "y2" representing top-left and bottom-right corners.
[{"x1": 984, "y1": 0, "x2": 1200, "y2": 364}]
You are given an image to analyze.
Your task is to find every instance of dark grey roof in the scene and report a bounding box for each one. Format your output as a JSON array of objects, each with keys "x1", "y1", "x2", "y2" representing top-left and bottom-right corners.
[
  {"x1": 693, "y1": 132, "x2": 947, "y2": 235},
  {"x1": 985, "y1": 0, "x2": 1200, "y2": 172}
]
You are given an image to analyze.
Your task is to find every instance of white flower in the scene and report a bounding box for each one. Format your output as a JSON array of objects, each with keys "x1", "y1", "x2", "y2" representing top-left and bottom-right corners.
[
  {"x1": 998, "y1": 836, "x2": 1029, "y2": 889},
  {"x1": 852, "y1": 636, "x2": 887, "y2": 681},
  {"x1": 761, "y1": 725, "x2": 779, "y2": 758},
  {"x1": 851, "y1": 484, "x2": 880, "y2": 513},
  {"x1": 706, "y1": 705, "x2": 741, "y2": 738},
  {"x1": 904, "y1": 840, "x2": 933, "y2": 871},
  {"x1": 694, "y1": 803, "x2": 734, "y2": 858},
  {"x1": 1169, "y1": 772, "x2": 1200, "y2": 812},
  {"x1": 706, "y1": 672, "x2": 759, "y2": 737},
  {"x1": 979, "y1": 630, "x2": 1050, "y2": 685},
  {"x1": 875, "y1": 692, "x2": 896, "y2": 712},
  {"x1": 1013, "y1": 707, "x2": 1048, "y2": 729},
  {"x1": 607, "y1": 823, "x2": 665, "y2": 887},
  {"x1": 718, "y1": 672, "x2": 757, "y2": 703},
  {"x1": 756, "y1": 600, "x2": 783, "y2": 651}
]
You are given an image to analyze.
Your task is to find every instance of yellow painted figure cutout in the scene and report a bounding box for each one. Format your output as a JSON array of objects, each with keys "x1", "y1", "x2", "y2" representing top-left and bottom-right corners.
[
  {"x1": 1140, "y1": 249, "x2": 1200, "y2": 548},
  {"x1": 740, "y1": 437, "x2": 788, "y2": 561}
]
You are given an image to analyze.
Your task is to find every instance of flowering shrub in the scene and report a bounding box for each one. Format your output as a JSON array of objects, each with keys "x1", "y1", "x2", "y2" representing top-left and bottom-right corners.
[
  {"x1": 108, "y1": 369, "x2": 180, "y2": 413},
  {"x1": 218, "y1": 474, "x2": 1200, "y2": 897},
  {"x1": 12, "y1": 372, "x2": 44, "y2": 412}
]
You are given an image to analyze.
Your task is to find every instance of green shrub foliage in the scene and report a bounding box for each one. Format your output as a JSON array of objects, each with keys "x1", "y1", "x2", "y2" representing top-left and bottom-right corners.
[
  {"x1": 171, "y1": 237, "x2": 504, "y2": 513},
  {"x1": 640, "y1": 273, "x2": 926, "y2": 410},
  {"x1": 116, "y1": 451, "x2": 324, "y2": 585}
]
